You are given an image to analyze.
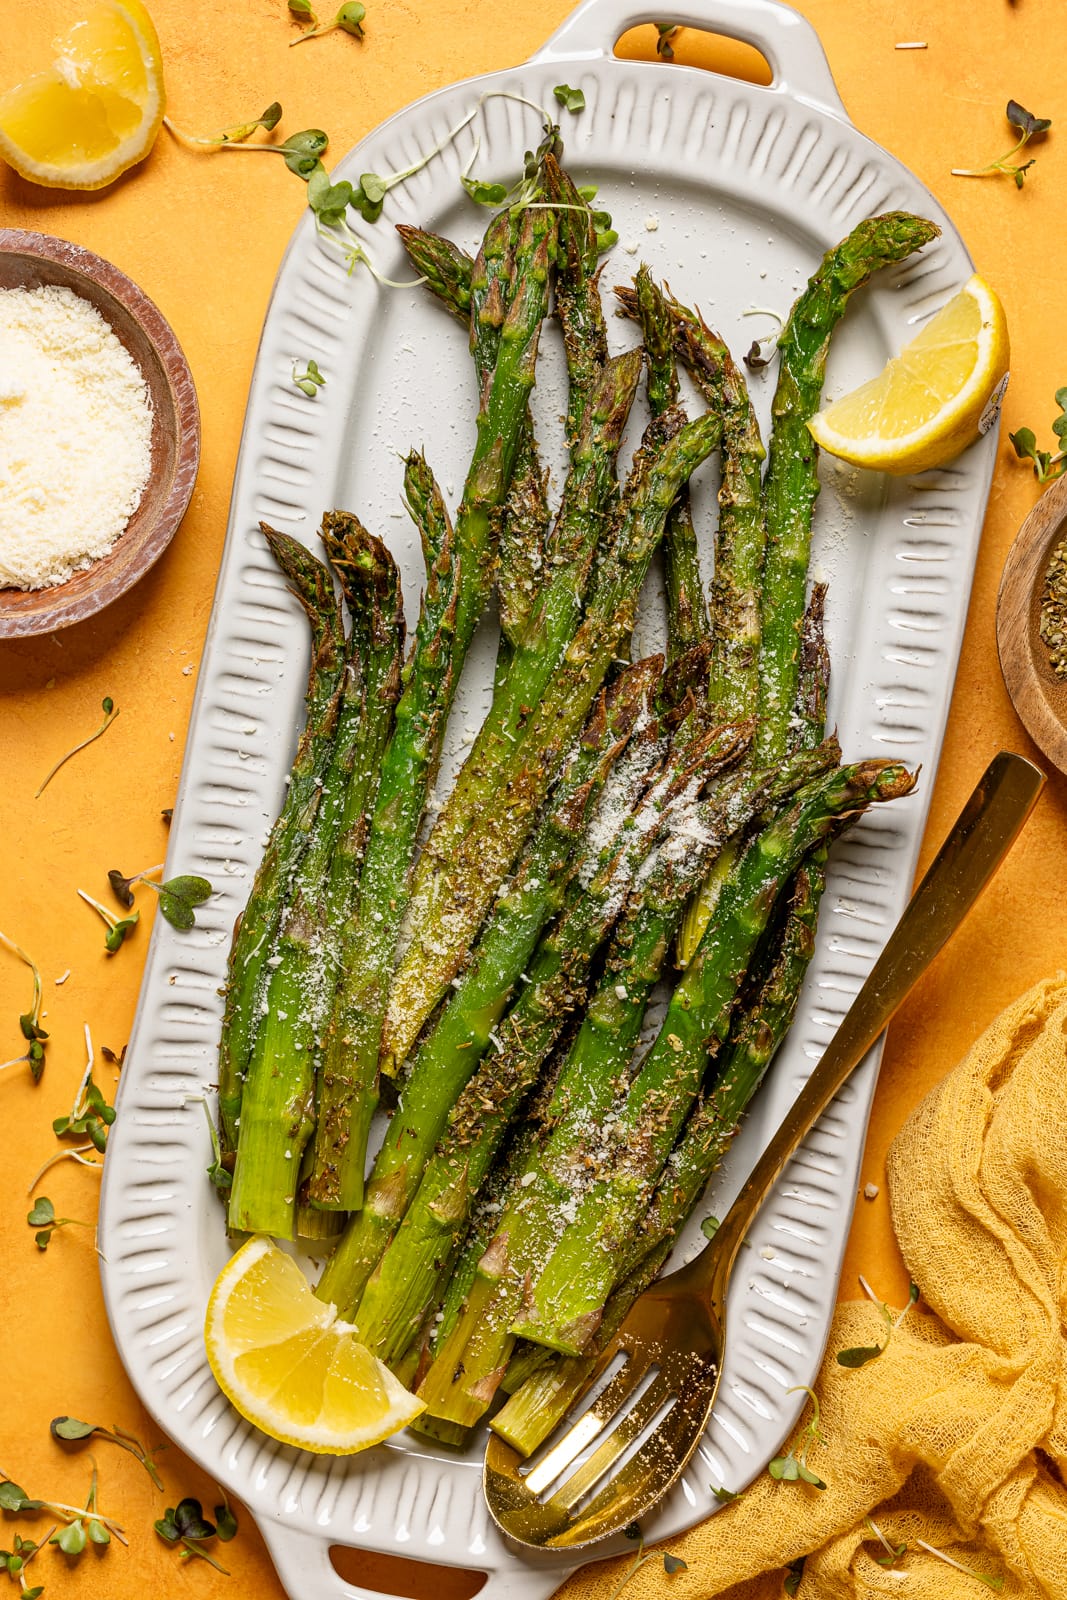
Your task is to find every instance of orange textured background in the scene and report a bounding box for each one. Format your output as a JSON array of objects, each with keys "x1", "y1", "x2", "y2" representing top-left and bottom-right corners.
[{"x1": 1, "y1": 2, "x2": 1066, "y2": 1598}]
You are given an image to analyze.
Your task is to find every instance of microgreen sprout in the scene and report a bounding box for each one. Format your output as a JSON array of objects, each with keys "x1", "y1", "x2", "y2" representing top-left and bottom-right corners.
[
  {"x1": 0, "y1": 1525, "x2": 53, "y2": 1598},
  {"x1": 198, "y1": 1096, "x2": 233, "y2": 1191},
  {"x1": 461, "y1": 123, "x2": 559, "y2": 212},
  {"x1": 768, "y1": 1386, "x2": 827, "y2": 1489},
  {"x1": 154, "y1": 1497, "x2": 234, "y2": 1574},
  {"x1": 26, "y1": 1145, "x2": 101, "y2": 1195},
  {"x1": 163, "y1": 104, "x2": 283, "y2": 147},
  {"x1": 76, "y1": 891, "x2": 138, "y2": 955},
  {"x1": 52, "y1": 1025, "x2": 115, "y2": 1152},
  {"x1": 656, "y1": 24, "x2": 681, "y2": 60},
  {"x1": 864, "y1": 1515, "x2": 907, "y2": 1568},
  {"x1": 553, "y1": 84, "x2": 586, "y2": 114},
  {"x1": 710, "y1": 1483, "x2": 739, "y2": 1503},
  {"x1": 0, "y1": 932, "x2": 48, "y2": 1082},
  {"x1": 783, "y1": 1556, "x2": 805, "y2": 1596},
  {"x1": 700, "y1": 1215, "x2": 720, "y2": 1240},
  {"x1": 836, "y1": 1277, "x2": 919, "y2": 1368},
  {"x1": 26, "y1": 1197, "x2": 91, "y2": 1252},
  {"x1": 742, "y1": 307, "x2": 784, "y2": 371},
  {"x1": 913, "y1": 1540, "x2": 1004, "y2": 1590},
  {"x1": 345, "y1": 104, "x2": 478, "y2": 224},
  {"x1": 293, "y1": 359, "x2": 326, "y2": 397},
  {"x1": 107, "y1": 866, "x2": 212, "y2": 930},
  {"x1": 603, "y1": 1532, "x2": 689, "y2": 1600},
  {"x1": 49, "y1": 1465, "x2": 113, "y2": 1560},
  {"x1": 952, "y1": 100, "x2": 1052, "y2": 187},
  {"x1": 0, "y1": 1469, "x2": 127, "y2": 1553},
  {"x1": 50, "y1": 1419, "x2": 165, "y2": 1493},
  {"x1": 290, "y1": 1, "x2": 366, "y2": 45},
  {"x1": 1010, "y1": 387, "x2": 1067, "y2": 481},
  {"x1": 35, "y1": 699, "x2": 118, "y2": 799}
]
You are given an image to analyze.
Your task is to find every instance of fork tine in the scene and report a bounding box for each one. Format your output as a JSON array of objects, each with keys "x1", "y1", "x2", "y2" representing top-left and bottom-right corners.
[
  {"x1": 522, "y1": 1337, "x2": 657, "y2": 1495},
  {"x1": 545, "y1": 1369, "x2": 677, "y2": 1513}
]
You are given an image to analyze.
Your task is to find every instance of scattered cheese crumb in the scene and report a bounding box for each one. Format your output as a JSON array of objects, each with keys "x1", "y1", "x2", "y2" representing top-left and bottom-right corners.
[
  {"x1": 863, "y1": 1182, "x2": 880, "y2": 1201},
  {"x1": 759, "y1": 1246, "x2": 775, "y2": 1260},
  {"x1": 54, "y1": 969, "x2": 70, "y2": 986},
  {"x1": 644, "y1": 215, "x2": 659, "y2": 232}
]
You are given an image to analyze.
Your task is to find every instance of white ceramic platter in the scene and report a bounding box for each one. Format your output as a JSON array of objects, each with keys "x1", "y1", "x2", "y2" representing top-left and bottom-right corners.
[{"x1": 98, "y1": 1, "x2": 996, "y2": 1594}]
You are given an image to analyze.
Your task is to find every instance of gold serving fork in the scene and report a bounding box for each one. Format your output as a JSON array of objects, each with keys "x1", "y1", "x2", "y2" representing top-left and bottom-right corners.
[{"x1": 483, "y1": 750, "x2": 1045, "y2": 1551}]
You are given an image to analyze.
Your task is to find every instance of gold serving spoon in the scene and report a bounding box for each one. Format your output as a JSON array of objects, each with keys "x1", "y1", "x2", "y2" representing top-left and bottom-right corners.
[{"x1": 484, "y1": 750, "x2": 1045, "y2": 1551}]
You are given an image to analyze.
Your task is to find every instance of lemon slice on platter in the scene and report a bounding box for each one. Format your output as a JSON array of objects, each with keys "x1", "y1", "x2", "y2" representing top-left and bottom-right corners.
[
  {"x1": 205, "y1": 1236, "x2": 425, "y2": 1454},
  {"x1": 0, "y1": 0, "x2": 165, "y2": 189},
  {"x1": 807, "y1": 273, "x2": 1009, "y2": 475}
]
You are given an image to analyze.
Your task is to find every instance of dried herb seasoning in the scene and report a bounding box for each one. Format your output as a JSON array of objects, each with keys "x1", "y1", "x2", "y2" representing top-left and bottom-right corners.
[{"x1": 1039, "y1": 532, "x2": 1067, "y2": 680}]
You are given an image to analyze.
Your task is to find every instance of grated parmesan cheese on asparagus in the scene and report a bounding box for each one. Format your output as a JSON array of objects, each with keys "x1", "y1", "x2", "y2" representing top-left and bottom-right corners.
[{"x1": 0, "y1": 284, "x2": 153, "y2": 590}]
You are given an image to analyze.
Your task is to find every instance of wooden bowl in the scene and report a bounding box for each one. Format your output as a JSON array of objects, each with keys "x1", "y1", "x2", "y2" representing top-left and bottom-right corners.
[
  {"x1": 0, "y1": 230, "x2": 199, "y2": 638},
  {"x1": 996, "y1": 473, "x2": 1067, "y2": 775}
]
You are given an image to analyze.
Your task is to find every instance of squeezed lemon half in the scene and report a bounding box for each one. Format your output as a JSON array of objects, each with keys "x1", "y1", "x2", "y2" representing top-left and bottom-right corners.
[
  {"x1": 0, "y1": 1, "x2": 165, "y2": 189},
  {"x1": 205, "y1": 1236, "x2": 424, "y2": 1454},
  {"x1": 807, "y1": 274, "x2": 1010, "y2": 475}
]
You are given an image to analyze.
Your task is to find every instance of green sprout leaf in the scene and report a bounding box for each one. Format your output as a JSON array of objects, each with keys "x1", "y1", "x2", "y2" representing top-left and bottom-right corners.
[
  {"x1": 293, "y1": 358, "x2": 327, "y2": 398},
  {"x1": 27, "y1": 1196, "x2": 89, "y2": 1250},
  {"x1": 1010, "y1": 387, "x2": 1067, "y2": 482},
  {"x1": 52, "y1": 1520, "x2": 88, "y2": 1557},
  {"x1": 0, "y1": 1481, "x2": 42, "y2": 1513},
  {"x1": 214, "y1": 1492, "x2": 238, "y2": 1542},
  {"x1": 710, "y1": 1484, "x2": 740, "y2": 1503},
  {"x1": 289, "y1": 0, "x2": 315, "y2": 15},
  {"x1": 553, "y1": 84, "x2": 586, "y2": 114},
  {"x1": 1007, "y1": 99, "x2": 1052, "y2": 138},
  {"x1": 153, "y1": 875, "x2": 213, "y2": 930},
  {"x1": 836, "y1": 1342, "x2": 884, "y2": 1368},
  {"x1": 279, "y1": 129, "x2": 330, "y2": 176},
  {"x1": 50, "y1": 1418, "x2": 97, "y2": 1442},
  {"x1": 662, "y1": 1553, "x2": 687, "y2": 1574},
  {"x1": 783, "y1": 1556, "x2": 805, "y2": 1596},
  {"x1": 78, "y1": 888, "x2": 139, "y2": 954},
  {"x1": 214, "y1": 103, "x2": 284, "y2": 144}
]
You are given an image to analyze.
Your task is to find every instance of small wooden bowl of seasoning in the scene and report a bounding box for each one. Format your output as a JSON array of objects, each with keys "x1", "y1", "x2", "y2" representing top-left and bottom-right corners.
[
  {"x1": 0, "y1": 229, "x2": 199, "y2": 639},
  {"x1": 996, "y1": 473, "x2": 1067, "y2": 775}
]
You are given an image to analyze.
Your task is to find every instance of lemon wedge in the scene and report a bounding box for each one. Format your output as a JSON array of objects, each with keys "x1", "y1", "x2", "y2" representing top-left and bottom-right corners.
[
  {"x1": 807, "y1": 274, "x2": 1009, "y2": 475},
  {"x1": 205, "y1": 1236, "x2": 425, "y2": 1454},
  {"x1": 0, "y1": 0, "x2": 165, "y2": 190}
]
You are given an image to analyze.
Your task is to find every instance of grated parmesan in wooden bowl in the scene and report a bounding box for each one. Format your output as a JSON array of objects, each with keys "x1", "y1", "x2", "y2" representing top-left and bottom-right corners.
[{"x1": 0, "y1": 229, "x2": 199, "y2": 638}]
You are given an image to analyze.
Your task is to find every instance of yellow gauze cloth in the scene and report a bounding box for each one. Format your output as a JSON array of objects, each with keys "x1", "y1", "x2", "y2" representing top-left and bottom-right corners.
[{"x1": 555, "y1": 973, "x2": 1067, "y2": 1600}]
